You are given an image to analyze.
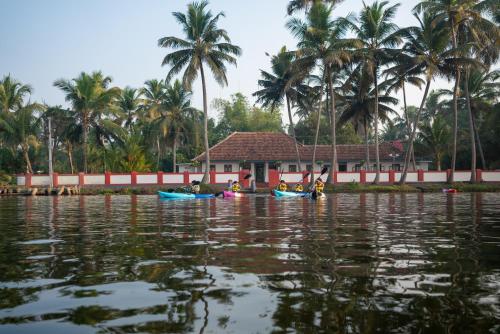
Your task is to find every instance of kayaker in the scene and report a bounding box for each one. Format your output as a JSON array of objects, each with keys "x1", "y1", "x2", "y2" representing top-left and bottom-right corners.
[
  {"x1": 277, "y1": 180, "x2": 287, "y2": 192},
  {"x1": 294, "y1": 183, "x2": 304, "y2": 192},
  {"x1": 190, "y1": 180, "x2": 200, "y2": 194},
  {"x1": 314, "y1": 178, "x2": 325, "y2": 194},
  {"x1": 231, "y1": 180, "x2": 241, "y2": 192}
]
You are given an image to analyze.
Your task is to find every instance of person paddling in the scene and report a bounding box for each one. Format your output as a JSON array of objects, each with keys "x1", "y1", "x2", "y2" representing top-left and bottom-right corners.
[
  {"x1": 314, "y1": 178, "x2": 324, "y2": 194},
  {"x1": 277, "y1": 180, "x2": 287, "y2": 192},
  {"x1": 231, "y1": 180, "x2": 241, "y2": 192},
  {"x1": 294, "y1": 183, "x2": 304, "y2": 192},
  {"x1": 190, "y1": 180, "x2": 201, "y2": 194}
]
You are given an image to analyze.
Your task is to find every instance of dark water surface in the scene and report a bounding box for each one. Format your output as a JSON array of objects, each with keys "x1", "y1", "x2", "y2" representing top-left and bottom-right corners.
[{"x1": 0, "y1": 193, "x2": 499, "y2": 333}]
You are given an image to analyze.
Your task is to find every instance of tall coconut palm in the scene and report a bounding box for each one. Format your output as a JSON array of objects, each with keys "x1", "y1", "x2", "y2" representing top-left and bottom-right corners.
[
  {"x1": 419, "y1": 114, "x2": 451, "y2": 171},
  {"x1": 0, "y1": 75, "x2": 33, "y2": 114},
  {"x1": 287, "y1": 0, "x2": 343, "y2": 15},
  {"x1": 163, "y1": 80, "x2": 197, "y2": 172},
  {"x1": 118, "y1": 87, "x2": 142, "y2": 132},
  {"x1": 338, "y1": 67, "x2": 398, "y2": 170},
  {"x1": 54, "y1": 71, "x2": 120, "y2": 172},
  {"x1": 414, "y1": 0, "x2": 498, "y2": 182},
  {"x1": 396, "y1": 13, "x2": 460, "y2": 184},
  {"x1": 254, "y1": 46, "x2": 306, "y2": 171},
  {"x1": 0, "y1": 103, "x2": 41, "y2": 173},
  {"x1": 159, "y1": 0, "x2": 241, "y2": 183},
  {"x1": 287, "y1": 1, "x2": 357, "y2": 183},
  {"x1": 340, "y1": 1, "x2": 402, "y2": 183}
]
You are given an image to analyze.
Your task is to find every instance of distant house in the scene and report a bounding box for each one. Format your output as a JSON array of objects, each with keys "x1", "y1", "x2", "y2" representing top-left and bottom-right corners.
[{"x1": 193, "y1": 132, "x2": 430, "y2": 183}]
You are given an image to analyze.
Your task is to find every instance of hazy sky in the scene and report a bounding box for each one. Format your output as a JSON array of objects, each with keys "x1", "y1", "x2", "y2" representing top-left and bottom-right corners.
[{"x1": 1, "y1": 0, "x2": 450, "y2": 121}]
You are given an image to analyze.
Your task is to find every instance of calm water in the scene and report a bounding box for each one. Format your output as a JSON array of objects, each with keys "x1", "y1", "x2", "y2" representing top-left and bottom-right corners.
[{"x1": 0, "y1": 193, "x2": 499, "y2": 333}]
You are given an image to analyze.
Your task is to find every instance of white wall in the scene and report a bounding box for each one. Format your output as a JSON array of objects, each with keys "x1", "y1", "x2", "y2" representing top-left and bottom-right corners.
[
  {"x1": 215, "y1": 173, "x2": 239, "y2": 183},
  {"x1": 58, "y1": 175, "x2": 79, "y2": 185},
  {"x1": 17, "y1": 176, "x2": 26, "y2": 186},
  {"x1": 482, "y1": 171, "x2": 500, "y2": 182},
  {"x1": 31, "y1": 175, "x2": 51, "y2": 186},
  {"x1": 337, "y1": 173, "x2": 360, "y2": 183},
  {"x1": 424, "y1": 172, "x2": 447, "y2": 182},
  {"x1": 164, "y1": 174, "x2": 184, "y2": 184},
  {"x1": 84, "y1": 175, "x2": 105, "y2": 185},
  {"x1": 137, "y1": 174, "x2": 157, "y2": 184}
]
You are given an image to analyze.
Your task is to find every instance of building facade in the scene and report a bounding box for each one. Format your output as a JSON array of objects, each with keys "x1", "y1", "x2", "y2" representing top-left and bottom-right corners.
[{"x1": 193, "y1": 132, "x2": 430, "y2": 183}]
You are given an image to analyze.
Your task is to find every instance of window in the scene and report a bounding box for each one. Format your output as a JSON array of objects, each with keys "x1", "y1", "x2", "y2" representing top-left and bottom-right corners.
[
  {"x1": 224, "y1": 164, "x2": 232, "y2": 172},
  {"x1": 288, "y1": 165, "x2": 297, "y2": 172},
  {"x1": 373, "y1": 164, "x2": 385, "y2": 171},
  {"x1": 354, "y1": 164, "x2": 362, "y2": 172},
  {"x1": 339, "y1": 164, "x2": 347, "y2": 172},
  {"x1": 306, "y1": 164, "x2": 313, "y2": 172},
  {"x1": 210, "y1": 165, "x2": 216, "y2": 172},
  {"x1": 392, "y1": 164, "x2": 401, "y2": 171}
]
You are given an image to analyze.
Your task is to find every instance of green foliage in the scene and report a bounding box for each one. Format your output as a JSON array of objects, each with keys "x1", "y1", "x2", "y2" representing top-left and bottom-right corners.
[{"x1": 211, "y1": 93, "x2": 283, "y2": 143}]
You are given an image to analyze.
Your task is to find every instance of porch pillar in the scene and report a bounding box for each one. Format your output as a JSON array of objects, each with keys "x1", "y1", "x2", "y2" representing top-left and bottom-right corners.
[{"x1": 264, "y1": 162, "x2": 269, "y2": 183}]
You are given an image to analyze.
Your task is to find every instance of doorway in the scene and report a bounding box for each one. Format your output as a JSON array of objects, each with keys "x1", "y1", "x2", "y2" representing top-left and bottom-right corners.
[{"x1": 255, "y1": 163, "x2": 265, "y2": 183}]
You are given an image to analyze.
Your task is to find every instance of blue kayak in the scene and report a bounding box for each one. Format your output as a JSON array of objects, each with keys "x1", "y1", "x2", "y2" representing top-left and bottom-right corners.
[
  {"x1": 158, "y1": 191, "x2": 214, "y2": 199},
  {"x1": 273, "y1": 190, "x2": 307, "y2": 197}
]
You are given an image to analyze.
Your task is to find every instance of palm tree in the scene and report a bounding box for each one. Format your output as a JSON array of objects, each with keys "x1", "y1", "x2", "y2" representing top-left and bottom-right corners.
[
  {"x1": 396, "y1": 13, "x2": 458, "y2": 184},
  {"x1": 54, "y1": 71, "x2": 120, "y2": 172},
  {"x1": 286, "y1": 0, "x2": 343, "y2": 15},
  {"x1": 118, "y1": 87, "x2": 142, "y2": 132},
  {"x1": 254, "y1": 46, "x2": 306, "y2": 171},
  {"x1": 419, "y1": 114, "x2": 451, "y2": 171},
  {"x1": 287, "y1": 1, "x2": 356, "y2": 183},
  {"x1": 340, "y1": 1, "x2": 402, "y2": 183},
  {"x1": 159, "y1": 0, "x2": 241, "y2": 183},
  {"x1": 414, "y1": 0, "x2": 498, "y2": 182},
  {"x1": 141, "y1": 79, "x2": 167, "y2": 169},
  {"x1": 338, "y1": 67, "x2": 398, "y2": 170},
  {"x1": 0, "y1": 103, "x2": 41, "y2": 173},
  {"x1": 163, "y1": 80, "x2": 197, "y2": 172},
  {"x1": 0, "y1": 75, "x2": 33, "y2": 114}
]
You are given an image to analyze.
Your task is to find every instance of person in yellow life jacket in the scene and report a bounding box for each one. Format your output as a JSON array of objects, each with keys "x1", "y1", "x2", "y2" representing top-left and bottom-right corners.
[
  {"x1": 190, "y1": 180, "x2": 200, "y2": 194},
  {"x1": 315, "y1": 178, "x2": 325, "y2": 193},
  {"x1": 231, "y1": 180, "x2": 241, "y2": 192},
  {"x1": 277, "y1": 180, "x2": 287, "y2": 191},
  {"x1": 294, "y1": 183, "x2": 304, "y2": 192}
]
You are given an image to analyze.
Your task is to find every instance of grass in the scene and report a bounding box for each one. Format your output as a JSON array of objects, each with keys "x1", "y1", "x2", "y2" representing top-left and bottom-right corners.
[{"x1": 323, "y1": 183, "x2": 500, "y2": 193}]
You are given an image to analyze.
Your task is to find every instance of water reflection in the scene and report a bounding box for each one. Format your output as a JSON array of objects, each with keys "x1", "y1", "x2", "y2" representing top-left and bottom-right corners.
[{"x1": 0, "y1": 193, "x2": 499, "y2": 333}]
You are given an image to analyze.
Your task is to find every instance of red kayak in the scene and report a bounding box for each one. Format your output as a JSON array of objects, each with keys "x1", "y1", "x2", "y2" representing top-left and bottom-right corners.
[{"x1": 442, "y1": 188, "x2": 458, "y2": 193}]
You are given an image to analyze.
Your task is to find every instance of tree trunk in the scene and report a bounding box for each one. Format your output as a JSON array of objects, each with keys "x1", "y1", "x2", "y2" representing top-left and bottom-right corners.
[
  {"x1": 436, "y1": 151, "x2": 441, "y2": 171},
  {"x1": 472, "y1": 112, "x2": 486, "y2": 169},
  {"x1": 448, "y1": 26, "x2": 459, "y2": 183},
  {"x1": 310, "y1": 72, "x2": 326, "y2": 185},
  {"x1": 402, "y1": 82, "x2": 417, "y2": 171},
  {"x1": 200, "y1": 62, "x2": 211, "y2": 184},
  {"x1": 172, "y1": 131, "x2": 178, "y2": 173},
  {"x1": 400, "y1": 80, "x2": 431, "y2": 185},
  {"x1": 373, "y1": 68, "x2": 380, "y2": 184},
  {"x1": 364, "y1": 117, "x2": 370, "y2": 170},
  {"x1": 67, "y1": 142, "x2": 74, "y2": 174},
  {"x1": 327, "y1": 65, "x2": 337, "y2": 184},
  {"x1": 286, "y1": 94, "x2": 302, "y2": 172},
  {"x1": 23, "y1": 145, "x2": 33, "y2": 174},
  {"x1": 156, "y1": 136, "x2": 161, "y2": 171},
  {"x1": 465, "y1": 69, "x2": 476, "y2": 183},
  {"x1": 82, "y1": 112, "x2": 88, "y2": 173}
]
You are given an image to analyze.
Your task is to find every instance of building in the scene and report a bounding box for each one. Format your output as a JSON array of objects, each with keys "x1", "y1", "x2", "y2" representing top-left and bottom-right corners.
[{"x1": 193, "y1": 132, "x2": 430, "y2": 183}]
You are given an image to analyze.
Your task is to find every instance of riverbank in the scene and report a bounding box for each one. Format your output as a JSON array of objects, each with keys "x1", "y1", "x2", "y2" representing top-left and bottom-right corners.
[{"x1": 3, "y1": 182, "x2": 500, "y2": 196}]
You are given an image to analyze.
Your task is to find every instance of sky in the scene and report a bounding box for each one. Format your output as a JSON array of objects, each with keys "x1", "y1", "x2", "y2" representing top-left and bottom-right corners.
[{"x1": 0, "y1": 0, "x2": 451, "y2": 122}]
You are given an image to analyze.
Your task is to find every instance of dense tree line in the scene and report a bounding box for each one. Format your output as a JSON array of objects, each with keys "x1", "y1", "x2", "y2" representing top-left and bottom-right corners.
[{"x1": 0, "y1": 0, "x2": 498, "y2": 185}]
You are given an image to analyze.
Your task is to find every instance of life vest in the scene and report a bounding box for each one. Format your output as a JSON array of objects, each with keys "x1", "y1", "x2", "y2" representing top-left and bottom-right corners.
[
  {"x1": 315, "y1": 181, "x2": 324, "y2": 193},
  {"x1": 278, "y1": 183, "x2": 287, "y2": 191},
  {"x1": 191, "y1": 185, "x2": 200, "y2": 194},
  {"x1": 294, "y1": 184, "x2": 304, "y2": 192},
  {"x1": 232, "y1": 183, "x2": 241, "y2": 192}
]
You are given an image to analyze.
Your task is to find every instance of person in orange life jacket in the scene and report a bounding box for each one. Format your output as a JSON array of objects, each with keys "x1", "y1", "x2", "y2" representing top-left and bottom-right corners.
[
  {"x1": 314, "y1": 178, "x2": 325, "y2": 193},
  {"x1": 231, "y1": 180, "x2": 241, "y2": 192},
  {"x1": 277, "y1": 180, "x2": 287, "y2": 191},
  {"x1": 294, "y1": 183, "x2": 304, "y2": 192}
]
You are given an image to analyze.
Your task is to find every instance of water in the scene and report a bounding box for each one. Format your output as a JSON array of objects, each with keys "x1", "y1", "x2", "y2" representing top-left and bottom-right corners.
[{"x1": 0, "y1": 193, "x2": 499, "y2": 333}]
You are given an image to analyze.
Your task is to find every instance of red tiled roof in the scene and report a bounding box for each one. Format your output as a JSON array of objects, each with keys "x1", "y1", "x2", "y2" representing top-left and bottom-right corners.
[{"x1": 194, "y1": 132, "x2": 405, "y2": 162}]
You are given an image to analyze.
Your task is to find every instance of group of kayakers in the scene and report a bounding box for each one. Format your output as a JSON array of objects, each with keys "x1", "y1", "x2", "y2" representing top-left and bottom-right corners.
[
  {"x1": 188, "y1": 178, "x2": 324, "y2": 196},
  {"x1": 276, "y1": 178, "x2": 324, "y2": 195}
]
